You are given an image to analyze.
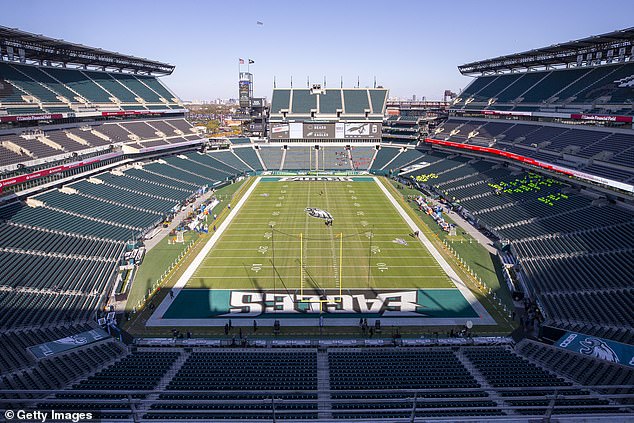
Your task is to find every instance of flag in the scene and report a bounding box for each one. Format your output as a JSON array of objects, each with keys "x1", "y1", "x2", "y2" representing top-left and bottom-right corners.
[
  {"x1": 256, "y1": 21, "x2": 263, "y2": 25},
  {"x1": 239, "y1": 58, "x2": 244, "y2": 64},
  {"x1": 248, "y1": 59, "x2": 255, "y2": 64}
]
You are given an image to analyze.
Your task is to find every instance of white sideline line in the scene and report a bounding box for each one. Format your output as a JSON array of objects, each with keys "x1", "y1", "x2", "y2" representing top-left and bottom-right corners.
[
  {"x1": 199, "y1": 256, "x2": 437, "y2": 259},
  {"x1": 200, "y1": 264, "x2": 440, "y2": 269},
  {"x1": 148, "y1": 177, "x2": 261, "y2": 324},
  {"x1": 218, "y1": 235, "x2": 410, "y2": 238},
  {"x1": 222, "y1": 227, "x2": 410, "y2": 230},
  {"x1": 229, "y1": 222, "x2": 400, "y2": 225},
  {"x1": 374, "y1": 177, "x2": 495, "y2": 324},
  {"x1": 202, "y1": 248, "x2": 434, "y2": 254},
  {"x1": 204, "y1": 250, "x2": 437, "y2": 254}
]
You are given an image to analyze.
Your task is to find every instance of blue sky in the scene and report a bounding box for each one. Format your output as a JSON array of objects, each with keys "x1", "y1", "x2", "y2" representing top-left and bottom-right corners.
[{"x1": 3, "y1": 0, "x2": 632, "y2": 101}]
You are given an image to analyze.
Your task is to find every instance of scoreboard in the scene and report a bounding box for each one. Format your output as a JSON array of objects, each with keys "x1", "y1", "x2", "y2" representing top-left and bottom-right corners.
[
  {"x1": 270, "y1": 122, "x2": 381, "y2": 140},
  {"x1": 239, "y1": 80, "x2": 250, "y2": 108},
  {"x1": 238, "y1": 72, "x2": 253, "y2": 109}
]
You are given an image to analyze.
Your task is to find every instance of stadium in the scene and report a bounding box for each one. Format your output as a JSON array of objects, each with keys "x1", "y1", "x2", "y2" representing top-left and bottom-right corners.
[{"x1": 0, "y1": 16, "x2": 633, "y2": 423}]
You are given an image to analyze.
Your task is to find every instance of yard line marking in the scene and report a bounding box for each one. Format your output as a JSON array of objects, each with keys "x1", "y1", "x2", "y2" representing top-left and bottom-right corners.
[
  {"x1": 148, "y1": 176, "x2": 489, "y2": 328},
  {"x1": 147, "y1": 177, "x2": 261, "y2": 324},
  {"x1": 375, "y1": 177, "x2": 495, "y2": 324}
]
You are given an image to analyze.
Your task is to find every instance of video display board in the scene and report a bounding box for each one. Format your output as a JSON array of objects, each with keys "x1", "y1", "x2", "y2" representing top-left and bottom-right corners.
[
  {"x1": 344, "y1": 122, "x2": 381, "y2": 139},
  {"x1": 303, "y1": 123, "x2": 335, "y2": 139},
  {"x1": 269, "y1": 122, "x2": 381, "y2": 139},
  {"x1": 239, "y1": 80, "x2": 250, "y2": 108}
]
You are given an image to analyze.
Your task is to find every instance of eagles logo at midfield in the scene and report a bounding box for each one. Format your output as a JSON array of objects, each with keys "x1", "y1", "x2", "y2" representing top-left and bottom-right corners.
[{"x1": 305, "y1": 207, "x2": 333, "y2": 221}]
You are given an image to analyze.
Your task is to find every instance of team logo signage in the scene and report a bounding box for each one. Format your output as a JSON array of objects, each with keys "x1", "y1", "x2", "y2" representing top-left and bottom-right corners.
[
  {"x1": 392, "y1": 238, "x2": 408, "y2": 246},
  {"x1": 278, "y1": 176, "x2": 353, "y2": 182},
  {"x1": 556, "y1": 331, "x2": 634, "y2": 368},
  {"x1": 218, "y1": 289, "x2": 479, "y2": 318},
  {"x1": 344, "y1": 123, "x2": 381, "y2": 139},
  {"x1": 227, "y1": 290, "x2": 427, "y2": 316},
  {"x1": 28, "y1": 328, "x2": 108, "y2": 359},
  {"x1": 579, "y1": 338, "x2": 620, "y2": 362},
  {"x1": 54, "y1": 334, "x2": 90, "y2": 346},
  {"x1": 305, "y1": 207, "x2": 333, "y2": 221},
  {"x1": 162, "y1": 289, "x2": 479, "y2": 320}
]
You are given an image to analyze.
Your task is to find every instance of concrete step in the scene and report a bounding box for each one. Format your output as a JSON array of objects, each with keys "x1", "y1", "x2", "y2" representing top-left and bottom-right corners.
[{"x1": 316, "y1": 349, "x2": 332, "y2": 420}]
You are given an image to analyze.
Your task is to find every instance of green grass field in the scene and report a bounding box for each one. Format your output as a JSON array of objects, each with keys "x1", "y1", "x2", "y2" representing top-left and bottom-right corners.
[
  {"x1": 389, "y1": 180, "x2": 513, "y2": 306},
  {"x1": 142, "y1": 176, "x2": 500, "y2": 324},
  {"x1": 157, "y1": 176, "x2": 488, "y2": 321},
  {"x1": 127, "y1": 175, "x2": 509, "y2": 331},
  {"x1": 187, "y1": 177, "x2": 450, "y2": 292},
  {"x1": 125, "y1": 179, "x2": 247, "y2": 312}
]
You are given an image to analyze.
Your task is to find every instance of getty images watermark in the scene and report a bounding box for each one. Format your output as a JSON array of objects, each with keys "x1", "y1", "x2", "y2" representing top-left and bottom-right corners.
[{"x1": 4, "y1": 409, "x2": 97, "y2": 422}]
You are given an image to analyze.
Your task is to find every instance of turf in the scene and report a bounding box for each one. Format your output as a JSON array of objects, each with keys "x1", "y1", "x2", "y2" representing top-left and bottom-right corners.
[
  {"x1": 388, "y1": 179, "x2": 513, "y2": 307},
  {"x1": 186, "y1": 178, "x2": 452, "y2": 292},
  {"x1": 126, "y1": 179, "x2": 247, "y2": 311}
]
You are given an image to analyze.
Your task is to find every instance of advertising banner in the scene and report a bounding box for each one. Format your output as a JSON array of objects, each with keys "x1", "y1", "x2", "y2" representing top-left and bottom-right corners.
[
  {"x1": 0, "y1": 113, "x2": 63, "y2": 122},
  {"x1": 270, "y1": 123, "x2": 290, "y2": 139},
  {"x1": 570, "y1": 113, "x2": 633, "y2": 123},
  {"x1": 424, "y1": 138, "x2": 634, "y2": 194},
  {"x1": 101, "y1": 110, "x2": 168, "y2": 117},
  {"x1": 0, "y1": 151, "x2": 122, "y2": 192},
  {"x1": 482, "y1": 110, "x2": 533, "y2": 117}
]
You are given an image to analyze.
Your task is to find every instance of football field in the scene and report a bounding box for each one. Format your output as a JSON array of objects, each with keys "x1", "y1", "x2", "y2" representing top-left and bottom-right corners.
[
  {"x1": 150, "y1": 176, "x2": 494, "y2": 326},
  {"x1": 192, "y1": 176, "x2": 449, "y2": 290}
]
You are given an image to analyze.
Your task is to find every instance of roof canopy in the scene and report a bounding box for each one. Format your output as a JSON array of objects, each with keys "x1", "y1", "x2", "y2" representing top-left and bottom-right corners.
[
  {"x1": 458, "y1": 27, "x2": 634, "y2": 75},
  {"x1": 0, "y1": 26, "x2": 174, "y2": 75}
]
